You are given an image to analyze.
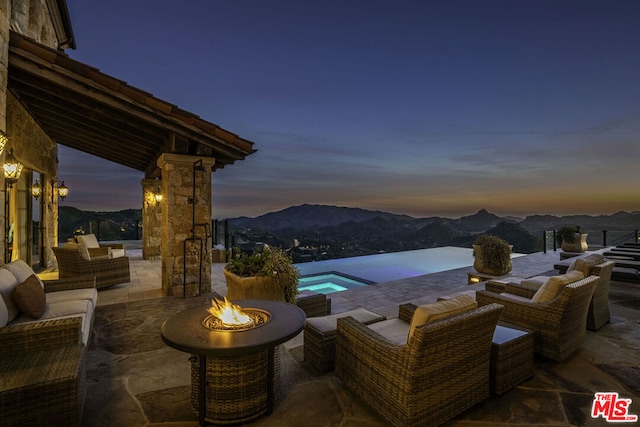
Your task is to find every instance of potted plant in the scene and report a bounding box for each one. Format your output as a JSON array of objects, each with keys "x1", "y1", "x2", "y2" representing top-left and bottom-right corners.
[
  {"x1": 224, "y1": 246, "x2": 299, "y2": 304},
  {"x1": 556, "y1": 225, "x2": 588, "y2": 253},
  {"x1": 472, "y1": 234, "x2": 513, "y2": 276}
]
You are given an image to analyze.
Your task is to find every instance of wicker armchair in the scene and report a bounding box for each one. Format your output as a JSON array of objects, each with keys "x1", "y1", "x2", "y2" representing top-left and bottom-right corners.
[
  {"x1": 486, "y1": 261, "x2": 615, "y2": 331},
  {"x1": 53, "y1": 246, "x2": 131, "y2": 289},
  {"x1": 477, "y1": 275, "x2": 598, "y2": 361},
  {"x1": 335, "y1": 302, "x2": 503, "y2": 427}
]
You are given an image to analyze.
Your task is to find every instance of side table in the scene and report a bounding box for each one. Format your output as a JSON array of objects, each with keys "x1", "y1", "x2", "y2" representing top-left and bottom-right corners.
[{"x1": 490, "y1": 322, "x2": 534, "y2": 395}]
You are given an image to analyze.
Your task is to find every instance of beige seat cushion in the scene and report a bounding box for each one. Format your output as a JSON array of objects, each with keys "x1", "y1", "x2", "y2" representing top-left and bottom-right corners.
[
  {"x1": 306, "y1": 308, "x2": 384, "y2": 334},
  {"x1": 368, "y1": 318, "x2": 410, "y2": 345},
  {"x1": 408, "y1": 295, "x2": 477, "y2": 339},
  {"x1": 46, "y1": 288, "x2": 98, "y2": 310},
  {"x1": 531, "y1": 270, "x2": 584, "y2": 303}
]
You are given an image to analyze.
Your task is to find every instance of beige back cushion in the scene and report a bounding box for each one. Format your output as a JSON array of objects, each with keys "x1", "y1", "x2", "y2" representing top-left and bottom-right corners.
[
  {"x1": 567, "y1": 253, "x2": 605, "y2": 277},
  {"x1": 531, "y1": 270, "x2": 584, "y2": 303},
  {"x1": 77, "y1": 234, "x2": 100, "y2": 248},
  {"x1": 63, "y1": 241, "x2": 91, "y2": 260},
  {"x1": 408, "y1": 294, "x2": 477, "y2": 339},
  {"x1": 0, "y1": 268, "x2": 20, "y2": 323},
  {"x1": 4, "y1": 260, "x2": 43, "y2": 288}
]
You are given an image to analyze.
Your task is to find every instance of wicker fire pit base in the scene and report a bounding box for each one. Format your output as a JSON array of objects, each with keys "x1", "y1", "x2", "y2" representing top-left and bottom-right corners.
[{"x1": 189, "y1": 346, "x2": 282, "y2": 424}]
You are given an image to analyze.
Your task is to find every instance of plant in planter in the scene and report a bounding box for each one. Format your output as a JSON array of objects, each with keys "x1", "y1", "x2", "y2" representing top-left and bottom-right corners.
[
  {"x1": 224, "y1": 246, "x2": 299, "y2": 304},
  {"x1": 472, "y1": 234, "x2": 513, "y2": 276},
  {"x1": 556, "y1": 225, "x2": 588, "y2": 252}
]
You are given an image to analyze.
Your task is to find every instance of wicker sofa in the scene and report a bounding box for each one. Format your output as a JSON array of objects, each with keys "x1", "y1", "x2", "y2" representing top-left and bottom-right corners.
[
  {"x1": 53, "y1": 246, "x2": 131, "y2": 289},
  {"x1": 335, "y1": 299, "x2": 503, "y2": 427},
  {"x1": 0, "y1": 261, "x2": 96, "y2": 426},
  {"x1": 477, "y1": 275, "x2": 598, "y2": 361}
]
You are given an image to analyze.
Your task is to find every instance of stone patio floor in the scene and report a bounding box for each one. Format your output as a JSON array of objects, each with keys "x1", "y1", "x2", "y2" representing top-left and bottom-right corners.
[{"x1": 77, "y1": 249, "x2": 640, "y2": 426}]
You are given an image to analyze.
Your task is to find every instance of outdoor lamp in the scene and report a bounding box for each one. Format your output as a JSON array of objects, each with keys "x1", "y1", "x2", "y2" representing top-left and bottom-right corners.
[
  {"x1": 0, "y1": 130, "x2": 7, "y2": 155},
  {"x1": 52, "y1": 180, "x2": 69, "y2": 202},
  {"x1": 32, "y1": 179, "x2": 41, "y2": 199},
  {"x1": 3, "y1": 149, "x2": 24, "y2": 187},
  {"x1": 154, "y1": 193, "x2": 163, "y2": 204}
]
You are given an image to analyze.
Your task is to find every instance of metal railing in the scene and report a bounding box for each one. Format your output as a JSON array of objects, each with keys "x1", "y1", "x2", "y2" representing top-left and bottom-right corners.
[{"x1": 543, "y1": 229, "x2": 639, "y2": 253}]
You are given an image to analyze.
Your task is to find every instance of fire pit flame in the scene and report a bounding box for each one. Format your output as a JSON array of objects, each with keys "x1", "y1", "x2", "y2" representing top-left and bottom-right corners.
[
  {"x1": 203, "y1": 298, "x2": 271, "y2": 332},
  {"x1": 208, "y1": 297, "x2": 252, "y2": 327}
]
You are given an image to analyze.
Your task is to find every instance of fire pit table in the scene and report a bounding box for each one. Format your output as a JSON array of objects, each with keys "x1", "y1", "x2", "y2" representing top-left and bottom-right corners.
[{"x1": 161, "y1": 299, "x2": 306, "y2": 425}]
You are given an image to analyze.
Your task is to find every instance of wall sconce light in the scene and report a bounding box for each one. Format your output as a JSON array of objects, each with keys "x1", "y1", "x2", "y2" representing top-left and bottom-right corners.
[
  {"x1": 3, "y1": 149, "x2": 24, "y2": 188},
  {"x1": 51, "y1": 180, "x2": 69, "y2": 202},
  {"x1": 145, "y1": 191, "x2": 162, "y2": 207},
  {"x1": 0, "y1": 130, "x2": 8, "y2": 155},
  {"x1": 32, "y1": 179, "x2": 41, "y2": 199}
]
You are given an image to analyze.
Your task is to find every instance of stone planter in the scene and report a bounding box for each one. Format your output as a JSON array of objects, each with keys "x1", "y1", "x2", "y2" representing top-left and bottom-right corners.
[
  {"x1": 561, "y1": 233, "x2": 588, "y2": 253},
  {"x1": 473, "y1": 244, "x2": 513, "y2": 276},
  {"x1": 224, "y1": 270, "x2": 286, "y2": 302}
]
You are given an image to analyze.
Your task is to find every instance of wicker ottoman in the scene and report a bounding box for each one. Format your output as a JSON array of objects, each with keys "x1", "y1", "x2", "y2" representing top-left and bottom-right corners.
[
  {"x1": 490, "y1": 322, "x2": 534, "y2": 395},
  {"x1": 304, "y1": 308, "x2": 386, "y2": 372}
]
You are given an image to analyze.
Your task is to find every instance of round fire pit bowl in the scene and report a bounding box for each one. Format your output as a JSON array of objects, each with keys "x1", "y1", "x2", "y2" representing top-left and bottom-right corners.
[{"x1": 201, "y1": 308, "x2": 271, "y2": 332}]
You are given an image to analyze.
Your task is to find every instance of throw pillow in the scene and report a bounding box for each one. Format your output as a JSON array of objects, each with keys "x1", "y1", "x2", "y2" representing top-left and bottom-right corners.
[
  {"x1": 531, "y1": 270, "x2": 584, "y2": 303},
  {"x1": 12, "y1": 275, "x2": 46, "y2": 318},
  {"x1": 408, "y1": 294, "x2": 477, "y2": 340}
]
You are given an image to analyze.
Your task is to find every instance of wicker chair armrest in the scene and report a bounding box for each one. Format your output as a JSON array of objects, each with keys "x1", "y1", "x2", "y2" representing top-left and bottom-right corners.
[
  {"x1": 0, "y1": 317, "x2": 83, "y2": 355},
  {"x1": 505, "y1": 283, "x2": 538, "y2": 299},
  {"x1": 43, "y1": 275, "x2": 96, "y2": 292},
  {"x1": 88, "y1": 247, "x2": 111, "y2": 259},
  {"x1": 82, "y1": 255, "x2": 130, "y2": 268},
  {"x1": 101, "y1": 243, "x2": 125, "y2": 249},
  {"x1": 399, "y1": 303, "x2": 418, "y2": 323}
]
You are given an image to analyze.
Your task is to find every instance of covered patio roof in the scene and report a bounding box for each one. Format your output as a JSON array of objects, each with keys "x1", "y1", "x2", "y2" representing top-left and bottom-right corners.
[{"x1": 7, "y1": 31, "x2": 256, "y2": 178}]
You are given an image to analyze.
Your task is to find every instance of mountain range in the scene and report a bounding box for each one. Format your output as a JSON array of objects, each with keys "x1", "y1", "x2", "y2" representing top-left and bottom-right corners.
[
  {"x1": 226, "y1": 204, "x2": 640, "y2": 259},
  {"x1": 58, "y1": 204, "x2": 640, "y2": 259}
]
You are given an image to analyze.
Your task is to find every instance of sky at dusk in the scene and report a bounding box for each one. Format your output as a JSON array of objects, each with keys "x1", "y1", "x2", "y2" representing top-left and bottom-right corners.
[{"x1": 59, "y1": 1, "x2": 640, "y2": 219}]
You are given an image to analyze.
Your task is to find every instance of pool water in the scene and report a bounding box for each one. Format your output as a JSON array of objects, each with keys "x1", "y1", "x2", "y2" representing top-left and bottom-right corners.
[{"x1": 298, "y1": 272, "x2": 371, "y2": 295}]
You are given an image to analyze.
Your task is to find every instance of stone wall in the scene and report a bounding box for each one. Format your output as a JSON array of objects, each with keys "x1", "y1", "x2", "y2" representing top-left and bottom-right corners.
[
  {"x1": 1, "y1": 0, "x2": 61, "y2": 265},
  {"x1": 158, "y1": 154, "x2": 215, "y2": 297}
]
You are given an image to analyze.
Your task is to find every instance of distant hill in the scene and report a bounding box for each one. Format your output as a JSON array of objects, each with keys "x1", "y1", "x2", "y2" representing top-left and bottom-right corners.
[
  {"x1": 58, "y1": 206, "x2": 141, "y2": 242},
  {"x1": 229, "y1": 204, "x2": 413, "y2": 230}
]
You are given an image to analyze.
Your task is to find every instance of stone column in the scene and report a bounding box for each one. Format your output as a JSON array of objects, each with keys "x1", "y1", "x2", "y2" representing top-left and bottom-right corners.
[
  {"x1": 141, "y1": 178, "x2": 162, "y2": 260},
  {"x1": 158, "y1": 153, "x2": 215, "y2": 297}
]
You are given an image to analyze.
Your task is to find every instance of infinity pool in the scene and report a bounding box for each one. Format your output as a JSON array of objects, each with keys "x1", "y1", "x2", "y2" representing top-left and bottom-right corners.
[{"x1": 295, "y1": 246, "x2": 522, "y2": 289}]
